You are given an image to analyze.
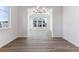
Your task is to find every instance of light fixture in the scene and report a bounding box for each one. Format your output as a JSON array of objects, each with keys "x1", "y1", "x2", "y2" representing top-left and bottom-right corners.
[{"x1": 33, "y1": 6, "x2": 47, "y2": 14}]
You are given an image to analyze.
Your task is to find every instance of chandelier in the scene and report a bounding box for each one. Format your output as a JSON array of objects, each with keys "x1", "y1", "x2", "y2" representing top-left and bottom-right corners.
[{"x1": 33, "y1": 6, "x2": 47, "y2": 14}]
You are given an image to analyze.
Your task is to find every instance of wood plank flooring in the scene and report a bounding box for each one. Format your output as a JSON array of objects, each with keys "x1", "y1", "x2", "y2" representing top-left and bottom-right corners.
[{"x1": 0, "y1": 37, "x2": 79, "y2": 52}]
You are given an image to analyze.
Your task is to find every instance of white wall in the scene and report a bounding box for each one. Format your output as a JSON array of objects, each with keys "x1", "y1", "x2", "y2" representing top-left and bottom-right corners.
[
  {"x1": 0, "y1": 6, "x2": 62, "y2": 47},
  {"x1": 63, "y1": 6, "x2": 79, "y2": 47},
  {"x1": 53, "y1": 6, "x2": 62, "y2": 37},
  {"x1": 1, "y1": 6, "x2": 79, "y2": 48},
  {"x1": 27, "y1": 7, "x2": 53, "y2": 38},
  {"x1": 18, "y1": 6, "x2": 62, "y2": 37},
  {"x1": 0, "y1": 6, "x2": 18, "y2": 47},
  {"x1": 17, "y1": 7, "x2": 28, "y2": 37}
]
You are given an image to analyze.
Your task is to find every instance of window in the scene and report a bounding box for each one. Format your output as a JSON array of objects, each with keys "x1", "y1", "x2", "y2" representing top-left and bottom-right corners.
[
  {"x1": 33, "y1": 17, "x2": 47, "y2": 27},
  {"x1": 0, "y1": 6, "x2": 9, "y2": 29}
]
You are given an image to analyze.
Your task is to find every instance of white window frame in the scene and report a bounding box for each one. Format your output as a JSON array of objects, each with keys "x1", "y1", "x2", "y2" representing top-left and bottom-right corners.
[
  {"x1": 0, "y1": 6, "x2": 11, "y2": 30},
  {"x1": 30, "y1": 14, "x2": 49, "y2": 30}
]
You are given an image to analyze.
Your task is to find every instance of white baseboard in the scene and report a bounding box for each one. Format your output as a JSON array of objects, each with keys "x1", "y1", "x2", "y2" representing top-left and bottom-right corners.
[
  {"x1": 63, "y1": 36, "x2": 79, "y2": 48},
  {"x1": 0, "y1": 36, "x2": 17, "y2": 48},
  {"x1": 53, "y1": 37, "x2": 62, "y2": 39},
  {"x1": 1, "y1": 36, "x2": 79, "y2": 48}
]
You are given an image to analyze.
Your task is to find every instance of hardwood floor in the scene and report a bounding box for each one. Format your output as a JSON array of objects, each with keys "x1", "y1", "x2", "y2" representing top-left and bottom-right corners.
[{"x1": 0, "y1": 37, "x2": 79, "y2": 52}]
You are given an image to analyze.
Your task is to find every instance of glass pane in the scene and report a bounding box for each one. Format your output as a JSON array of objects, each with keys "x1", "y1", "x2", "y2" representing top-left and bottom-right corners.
[
  {"x1": 0, "y1": 6, "x2": 9, "y2": 21},
  {"x1": 33, "y1": 20, "x2": 37, "y2": 27},
  {"x1": 38, "y1": 20, "x2": 42, "y2": 27},
  {"x1": 0, "y1": 6, "x2": 9, "y2": 28}
]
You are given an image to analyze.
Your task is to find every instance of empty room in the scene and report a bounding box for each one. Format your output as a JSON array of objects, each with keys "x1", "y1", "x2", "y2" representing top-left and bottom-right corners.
[{"x1": 0, "y1": 6, "x2": 79, "y2": 52}]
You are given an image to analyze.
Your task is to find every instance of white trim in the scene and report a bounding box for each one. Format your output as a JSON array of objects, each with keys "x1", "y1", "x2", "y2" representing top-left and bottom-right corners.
[
  {"x1": 0, "y1": 36, "x2": 17, "y2": 48},
  {"x1": 63, "y1": 36, "x2": 79, "y2": 47}
]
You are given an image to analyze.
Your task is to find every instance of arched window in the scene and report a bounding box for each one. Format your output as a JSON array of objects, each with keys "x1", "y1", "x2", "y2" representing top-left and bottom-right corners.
[
  {"x1": 33, "y1": 16, "x2": 47, "y2": 27},
  {"x1": 0, "y1": 6, "x2": 10, "y2": 29}
]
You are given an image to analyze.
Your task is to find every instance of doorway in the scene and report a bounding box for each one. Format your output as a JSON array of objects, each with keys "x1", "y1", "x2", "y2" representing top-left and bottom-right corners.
[{"x1": 27, "y1": 6, "x2": 53, "y2": 39}]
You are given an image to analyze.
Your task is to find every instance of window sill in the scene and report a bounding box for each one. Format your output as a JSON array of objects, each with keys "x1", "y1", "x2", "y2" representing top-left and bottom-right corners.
[{"x1": 0, "y1": 27, "x2": 11, "y2": 30}]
